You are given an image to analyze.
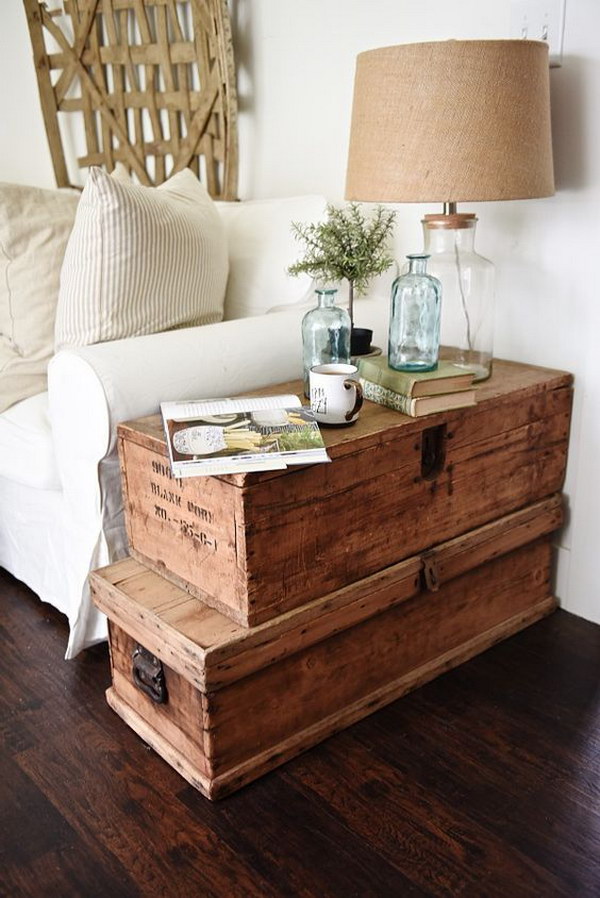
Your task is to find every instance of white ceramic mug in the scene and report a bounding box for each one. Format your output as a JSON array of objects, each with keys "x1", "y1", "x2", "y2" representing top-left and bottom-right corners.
[{"x1": 309, "y1": 363, "x2": 364, "y2": 425}]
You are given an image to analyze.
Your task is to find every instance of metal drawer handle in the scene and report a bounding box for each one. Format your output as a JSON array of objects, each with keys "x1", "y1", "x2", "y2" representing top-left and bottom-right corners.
[{"x1": 132, "y1": 644, "x2": 168, "y2": 704}]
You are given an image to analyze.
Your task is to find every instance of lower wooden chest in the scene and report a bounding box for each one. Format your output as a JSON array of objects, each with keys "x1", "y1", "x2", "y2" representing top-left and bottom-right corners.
[{"x1": 91, "y1": 496, "x2": 562, "y2": 800}]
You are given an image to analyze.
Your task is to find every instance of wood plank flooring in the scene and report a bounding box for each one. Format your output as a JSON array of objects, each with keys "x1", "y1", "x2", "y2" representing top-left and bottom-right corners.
[{"x1": 1, "y1": 566, "x2": 600, "y2": 897}]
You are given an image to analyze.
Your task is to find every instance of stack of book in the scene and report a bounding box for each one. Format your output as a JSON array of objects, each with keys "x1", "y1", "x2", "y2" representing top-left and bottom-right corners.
[{"x1": 357, "y1": 356, "x2": 477, "y2": 417}]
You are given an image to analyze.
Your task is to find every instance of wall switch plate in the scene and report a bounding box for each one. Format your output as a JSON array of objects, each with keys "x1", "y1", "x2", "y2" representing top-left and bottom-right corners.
[{"x1": 510, "y1": 0, "x2": 566, "y2": 67}]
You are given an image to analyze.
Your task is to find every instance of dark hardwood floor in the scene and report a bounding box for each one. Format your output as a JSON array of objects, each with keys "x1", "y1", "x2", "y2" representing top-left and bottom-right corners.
[{"x1": 1, "y1": 568, "x2": 600, "y2": 898}]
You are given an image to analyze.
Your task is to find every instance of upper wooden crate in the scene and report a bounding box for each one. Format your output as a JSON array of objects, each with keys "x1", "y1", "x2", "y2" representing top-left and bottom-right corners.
[
  {"x1": 23, "y1": 0, "x2": 238, "y2": 197},
  {"x1": 117, "y1": 359, "x2": 573, "y2": 628}
]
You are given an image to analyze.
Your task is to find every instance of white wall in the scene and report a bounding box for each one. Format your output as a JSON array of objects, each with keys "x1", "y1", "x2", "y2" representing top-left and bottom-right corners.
[
  {"x1": 1, "y1": 0, "x2": 598, "y2": 623},
  {"x1": 0, "y1": 1, "x2": 55, "y2": 186}
]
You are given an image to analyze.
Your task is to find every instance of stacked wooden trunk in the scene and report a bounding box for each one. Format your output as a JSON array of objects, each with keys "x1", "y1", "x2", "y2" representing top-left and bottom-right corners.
[{"x1": 91, "y1": 360, "x2": 573, "y2": 799}]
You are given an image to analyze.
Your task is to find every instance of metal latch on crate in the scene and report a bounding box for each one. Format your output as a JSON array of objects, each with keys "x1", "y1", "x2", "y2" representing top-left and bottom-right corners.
[
  {"x1": 132, "y1": 644, "x2": 168, "y2": 704},
  {"x1": 420, "y1": 423, "x2": 447, "y2": 481},
  {"x1": 421, "y1": 551, "x2": 440, "y2": 592}
]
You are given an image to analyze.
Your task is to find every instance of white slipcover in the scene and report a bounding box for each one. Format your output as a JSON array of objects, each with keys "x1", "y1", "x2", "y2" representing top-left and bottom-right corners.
[{"x1": 0, "y1": 392, "x2": 60, "y2": 489}]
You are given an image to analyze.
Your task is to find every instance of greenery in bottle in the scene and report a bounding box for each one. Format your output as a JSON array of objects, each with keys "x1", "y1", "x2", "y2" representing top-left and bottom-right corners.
[{"x1": 288, "y1": 203, "x2": 397, "y2": 330}]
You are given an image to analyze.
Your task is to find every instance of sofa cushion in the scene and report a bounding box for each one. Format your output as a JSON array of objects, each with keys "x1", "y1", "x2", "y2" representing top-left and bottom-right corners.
[
  {"x1": 55, "y1": 167, "x2": 228, "y2": 349},
  {"x1": 0, "y1": 392, "x2": 61, "y2": 490},
  {"x1": 216, "y1": 195, "x2": 327, "y2": 320},
  {"x1": 0, "y1": 183, "x2": 79, "y2": 413}
]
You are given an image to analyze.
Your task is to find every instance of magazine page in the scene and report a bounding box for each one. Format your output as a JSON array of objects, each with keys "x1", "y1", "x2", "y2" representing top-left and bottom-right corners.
[{"x1": 161, "y1": 394, "x2": 330, "y2": 477}]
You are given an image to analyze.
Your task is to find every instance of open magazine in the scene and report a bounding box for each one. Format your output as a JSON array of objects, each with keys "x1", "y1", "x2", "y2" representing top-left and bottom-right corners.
[{"x1": 161, "y1": 394, "x2": 330, "y2": 477}]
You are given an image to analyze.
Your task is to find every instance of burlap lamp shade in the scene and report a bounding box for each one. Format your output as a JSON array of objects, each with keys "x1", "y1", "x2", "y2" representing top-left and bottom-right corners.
[{"x1": 345, "y1": 40, "x2": 554, "y2": 203}]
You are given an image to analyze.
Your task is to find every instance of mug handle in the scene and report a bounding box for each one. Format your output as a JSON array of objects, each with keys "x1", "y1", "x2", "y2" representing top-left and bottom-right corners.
[{"x1": 343, "y1": 379, "x2": 364, "y2": 422}]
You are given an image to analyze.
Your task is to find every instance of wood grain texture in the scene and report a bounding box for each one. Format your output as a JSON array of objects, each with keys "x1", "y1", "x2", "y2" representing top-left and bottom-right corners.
[
  {"x1": 106, "y1": 594, "x2": 556, "y2": 800},
  {"x1": 119, "y1": 359, "x2": 572, "y2": 464},
  {"x1": 91, "y1": 550, "x2": 423, "y2": 691},
  {"x1": 118, "y1": 360, "x2": 572, "y2": 625},
  {"x1": 208, "y1": 595, "x2": 557, "y2": 799},
  {"x1": 204, "y1": 541, "x2": 555, "y2": 778},
  {"x1": 107, "y1": 622, "x2": 210, "y2": 776},
  {"x1": 3, "y1": 565, "x2": 600, "y2": 897},
  {"x1": 91, "y1": 496, "x2": 561, "y2": 692},
  {"x1": 95, "y1": 523, "x2": 558, "y2": 798},
  {"x1": 119, "y1": 434, "x2": 249, "y2": 622},
  {"x1": 119, "y1": 359, "x2": 573, "y2": 458},
  {"x1": 422, "y1": 493, "x2": 563, "y2": 589},
  {"x1": 23, "y1": 0, "x2": 238, "y2": 197}
]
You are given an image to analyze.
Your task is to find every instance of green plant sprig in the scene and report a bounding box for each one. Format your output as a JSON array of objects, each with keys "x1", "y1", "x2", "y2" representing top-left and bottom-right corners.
[{"x1": 288, "y1": 203, "x2": 396, "y2": 328}]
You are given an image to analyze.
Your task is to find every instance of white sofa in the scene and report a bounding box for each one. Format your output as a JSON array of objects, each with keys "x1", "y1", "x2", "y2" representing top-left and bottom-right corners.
[{"x1": 0, "y1": 281, "x2": 389, "y2": 657}]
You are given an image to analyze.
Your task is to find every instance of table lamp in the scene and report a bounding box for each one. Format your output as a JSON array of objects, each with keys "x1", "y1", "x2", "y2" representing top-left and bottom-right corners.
[{"x1": 345, "y1": 39, "x2": 554, "y2": 380}]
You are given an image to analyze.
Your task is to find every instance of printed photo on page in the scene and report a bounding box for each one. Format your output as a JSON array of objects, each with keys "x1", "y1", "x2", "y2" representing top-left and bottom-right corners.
[{"x1": 161, "y1": 394, "x2": 330, "y2": 477}]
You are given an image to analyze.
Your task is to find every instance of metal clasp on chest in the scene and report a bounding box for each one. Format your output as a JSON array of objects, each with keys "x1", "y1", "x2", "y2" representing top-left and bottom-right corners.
[
  {"x1": 421, "y1": 423, "x2": 447, "y2": 481},
  {"x1": 132, "y1": 644, "x2": 168, "y2": 704}
]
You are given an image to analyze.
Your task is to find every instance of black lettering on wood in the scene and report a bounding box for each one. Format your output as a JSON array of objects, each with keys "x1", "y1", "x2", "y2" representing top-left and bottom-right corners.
[
  {"x1": 150, "y1": 481, "x2": 182, "y2": 507},
  {"x1": 150, "y1": 460, "x2": 183, "y2": 489},
  {"x1": 186, "y1": 500, "x2": 214, "y2": 523},
  {"x1": 151, "y1": 460, "x2": 173, "y2": 479},
  {"x1": 178, "y1": 517, "x2": 218, "y2": 551}
]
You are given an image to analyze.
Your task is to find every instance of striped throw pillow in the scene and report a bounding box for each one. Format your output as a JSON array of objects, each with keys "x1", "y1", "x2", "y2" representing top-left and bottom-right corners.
[{"x1": 55, "y1": 167, "x2": 228, "y2": 349}]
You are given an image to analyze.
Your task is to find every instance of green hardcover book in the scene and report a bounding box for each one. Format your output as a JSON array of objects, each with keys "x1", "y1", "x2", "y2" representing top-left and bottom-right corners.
[
  {"x1": 360, "y1": 378, "x2": 476, "y2": 418},
  {"x1": 357, "y1": 356, "x2": 474, "y2": 397}
]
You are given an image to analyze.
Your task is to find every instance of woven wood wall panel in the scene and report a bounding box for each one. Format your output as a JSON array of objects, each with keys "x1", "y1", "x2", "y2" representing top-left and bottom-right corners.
[{"x1": 23, "y1": 0, "x2": 238, "y2": 198}]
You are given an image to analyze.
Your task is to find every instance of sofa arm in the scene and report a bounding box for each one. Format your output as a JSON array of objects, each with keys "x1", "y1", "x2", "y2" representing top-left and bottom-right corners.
[
  {"x1": 48, "y1": 296, "x2": 390, "y2": 467},
  {"x1": 49, "y1": 307, "x2": 299, "y2": 464}
]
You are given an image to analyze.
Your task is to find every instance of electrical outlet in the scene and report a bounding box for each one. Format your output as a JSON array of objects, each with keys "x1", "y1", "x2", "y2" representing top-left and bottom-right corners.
[{"x1": 510, "y1": 0, "x2": 566, "y2": 67}]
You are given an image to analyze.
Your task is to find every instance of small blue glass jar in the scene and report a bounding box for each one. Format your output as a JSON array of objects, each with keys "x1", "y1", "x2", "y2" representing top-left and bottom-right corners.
[
  {"x1": 388, "y1": 253, "x2": 441, "y2": 372},
  {"x1": 302, "y1": 288, "x2": 351, "y2": 397}
]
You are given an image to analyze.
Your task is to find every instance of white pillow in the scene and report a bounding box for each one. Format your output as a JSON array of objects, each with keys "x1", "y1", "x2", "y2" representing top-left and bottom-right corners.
[
  {"x1": 216, "y1": 195, "x2": 327, "y2": 320},
  {"x1": 55, "y1": 167, "x2": 228, "y2": 349},
  {"x1": 0, "y1": 183, "x2": 79, "y2": 413}
]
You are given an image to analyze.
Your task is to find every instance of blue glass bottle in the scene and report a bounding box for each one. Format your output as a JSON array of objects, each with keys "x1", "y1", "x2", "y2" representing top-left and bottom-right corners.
[
  {"x1": 388, "y1": 253, "x2": 441, "y2": 372},
  {"x1": 302, "y1": 288, "x2": 351, "y2": 397}
]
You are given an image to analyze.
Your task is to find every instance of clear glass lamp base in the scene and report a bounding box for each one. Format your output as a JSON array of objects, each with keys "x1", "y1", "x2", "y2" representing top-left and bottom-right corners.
[{"x1": 440, "y1": 346, "x2": 492, "y2": 382}]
